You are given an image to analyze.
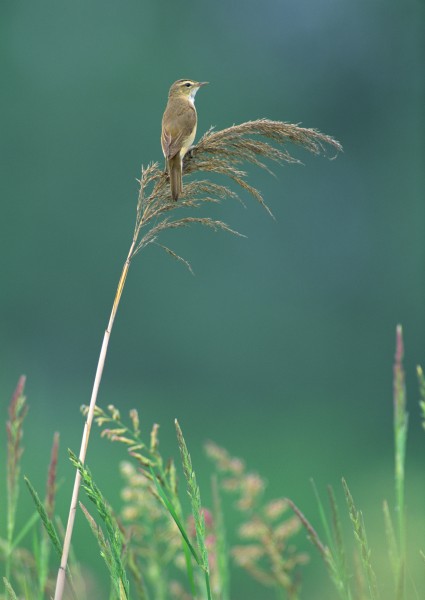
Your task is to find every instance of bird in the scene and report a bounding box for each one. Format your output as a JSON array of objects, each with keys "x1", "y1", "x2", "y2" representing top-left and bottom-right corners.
[{"x1": 161, "y1": 79, "x2": 208, "y2": 201}]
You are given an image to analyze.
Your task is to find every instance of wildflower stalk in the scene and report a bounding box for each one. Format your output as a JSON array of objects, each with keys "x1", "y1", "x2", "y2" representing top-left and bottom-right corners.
[{"x1": 53, "y1": 118, "x2": 341, "y2": 600}]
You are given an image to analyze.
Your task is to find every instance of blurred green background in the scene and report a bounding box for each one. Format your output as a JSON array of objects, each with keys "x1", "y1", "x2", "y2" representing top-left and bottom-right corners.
[{"x1": 1, "y1": 0, "x2": 424, "y2": 597}]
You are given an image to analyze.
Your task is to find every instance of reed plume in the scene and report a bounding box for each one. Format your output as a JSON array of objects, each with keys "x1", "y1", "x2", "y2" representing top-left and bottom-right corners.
[{"x1": 54, "y1": 117, "x2": 341, "y2": 600}]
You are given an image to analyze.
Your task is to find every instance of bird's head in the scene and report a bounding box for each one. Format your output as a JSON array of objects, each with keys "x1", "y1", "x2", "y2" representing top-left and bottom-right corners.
[{"x1": 168, "y1": 79, "x2": 208, "y2": 102}]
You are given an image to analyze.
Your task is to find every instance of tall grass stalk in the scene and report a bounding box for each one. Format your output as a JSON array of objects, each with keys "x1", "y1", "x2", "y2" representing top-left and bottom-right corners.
[
  {"x1": 287, "y1": 326, "x2": 414, "y2": 598},
  {"x1": 342, "y1": 478, "x2": 379, "y2": 600},
  {"x1": 327, "y1": 485, "x2": 349, "y2": 595},
  {"x1": 175, "y1": 420, "x2": 212, "y2": 600},
  {"x1": 286, "y1": 498, "x2": 350, "y2": 600},
  {"x1": 393, "y1": 324, "x2": 408, "y2": 593},
  {"x1": 382, "y1": 500, "x2": 398, "y2": 580},
  {"x1": 6, "y1": 376, "x2": 27, "y2": 582},
  {"x1": 417, "y1": 366, "x2": 425, "y2": 426},
  {"x1": 3, "y1": 577, "x2": 18, "y2": 600},
  {"x1": 23, "y1": 477, "x2": 63, "y2": 561},
  {"x1": 53, "y1": 118, "x2": 340, "y2": 600},
  {"x1": 68, "y1": 450, "x2": 130, "y2": 599},
  {"x1": 211, "y1": 475, "x2": 230, "y2": 600}
]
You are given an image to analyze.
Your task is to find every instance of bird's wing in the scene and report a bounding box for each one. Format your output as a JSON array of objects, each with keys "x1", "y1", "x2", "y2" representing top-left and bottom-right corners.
[
  {"x1": 161, "y1": 102, "x2": 196, "y2": 159},
  {"x1": 161, "y1": 127, "x2": 185, "y2": 160}
]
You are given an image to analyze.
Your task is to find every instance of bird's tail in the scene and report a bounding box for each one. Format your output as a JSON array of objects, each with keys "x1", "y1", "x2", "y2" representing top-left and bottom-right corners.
[{"x1": 168, "y1": 155, "x2": 182, "y2": 201}]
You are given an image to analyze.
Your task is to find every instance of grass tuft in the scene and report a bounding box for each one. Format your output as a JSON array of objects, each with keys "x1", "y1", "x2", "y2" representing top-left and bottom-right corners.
[
  {"x1": 5, "y1": 320, "x2": 425, "y2": 599},
  {"x1": 285, "y1": 325, "x2": 425, "y2": 599}
]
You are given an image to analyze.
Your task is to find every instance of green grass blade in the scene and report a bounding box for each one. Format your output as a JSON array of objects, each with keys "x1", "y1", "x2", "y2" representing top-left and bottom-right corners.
[
  {"x1": 175, "y1": 420, "x2": 209, "y2": 571},
  {"x1": 181, "y1": 534, "x2": 197, "y2": 599},
  {"x1": 32, "y1": 530, "x2": 45, "y2": 600},
  {"x1": 204, "y1": 571, "x2": 212, "y2": 600},
  {"x1": 148, "y1": 466, "x2": 201, "y2": 566},
  {"x1": 3, "y1": 577, "x2": 18, "y2": 600},
  {"x1": 156, "y1": 453, "x2": 197, "y2": 594},
  {"x1": 383, "y1": 499, "x2": 398, "y2": 583},
  {"x1": 9, "y1": 511, "x2": 39, "y2": 550},
  {"x1": 127, "y1": 550, "x2": 151, "y2": 600},
  {"x1": 287, "y1": 498, "x2": 349, "y2": 600},
  {"x1": 6, "y1": 376, "x2": 28, "y2": 580},
  {"x1": 393, "y1": 326, "x2": 408, "y2": 599},
  {"x1": 393, "y1": 328, "x2": 408, "y2": 538},
  {"x1": 417, "y1": 365, "x2": 425, "y2": 428},
  {"x1": 342, "y1": 478, "x2": 379, "y2": 600},
  {"x1": 24, "y1": 477, "x2": 62, "y2": 558},
  {"x1": 69, "y1": 450, "x2": 130, "y2": 600},
  {"x1": 327, "y1": 485, "x2": 351, "y2": 598},
  {"x1": 149, "y1": 465, "x2": 197, "y2": 597},
  {"x1": 212, "y1": 475, "x2": 230, "y2": 600},
  {"x1": 310, "y1": 479, "x2": 335, "y2": 555},
  {"x1": 80, "y1": 502, "x2": 114, "y2": 571},
  {"x1": 175, "y1": 419, "x2": 212, "y2": 600}
]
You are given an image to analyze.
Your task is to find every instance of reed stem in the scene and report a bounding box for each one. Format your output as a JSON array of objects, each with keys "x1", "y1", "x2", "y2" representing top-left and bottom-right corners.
[{"x1": 53, "y1": 239, "x2": 136, "y2": 600}]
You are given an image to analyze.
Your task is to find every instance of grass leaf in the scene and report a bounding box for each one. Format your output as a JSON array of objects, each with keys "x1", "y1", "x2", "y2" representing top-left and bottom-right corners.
[
  {"x1": 342, "y1": 478, "x2": 379, "y2": 600},
  {"x1": 6, "y1": 375, "x2": 28, "y2": 574},
  {"x1": 286, "y1": 498, "x2": 350, "y2": 599},
  {"x1": 212, "y1": 475, "x2": 230, "y2": 600},
  {"x1": 24, "y1": 477, "x2": 62, "y2": 558},
  {"x1": 3, "y1": 577, "x2": 18, "y2": 600},
  {"x1": 175, "y1": 420, "x2": 212, "y2": 600},
  {"x1": 417, "y1": 365, "x2": 425, "y2": 429},
  {"x1": 79, "y1": 502, "x2": 114, "y2": 571},
  {"x1": 310, "y1": 479, "x2": 335, "y2": 555},
  {"x1": 383, "y1": 499, "x2": 398, "y2": 584},
  {"x1": 327, "y1": 485, "x2": 350, "y2": 597},
  {"x1": 68, "y1": 450, "x2": 130, "y2": 600},
  {"x1": 148, "y1": 465, "x2": 201, "y2": 566},
  {"x1": 393, "y1": 325, "x2": 408, "y2": 549}
]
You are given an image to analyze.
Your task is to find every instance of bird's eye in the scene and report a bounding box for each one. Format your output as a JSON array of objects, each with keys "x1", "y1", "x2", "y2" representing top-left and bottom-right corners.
[{"x1": 185, "y1": 82, "x2": 191, "y2": 87}]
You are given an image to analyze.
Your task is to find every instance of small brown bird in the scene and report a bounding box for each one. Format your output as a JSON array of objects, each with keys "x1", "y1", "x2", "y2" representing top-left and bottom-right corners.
[{"x1": 161, "y1": 79, "x2": 208, "y2": 201}]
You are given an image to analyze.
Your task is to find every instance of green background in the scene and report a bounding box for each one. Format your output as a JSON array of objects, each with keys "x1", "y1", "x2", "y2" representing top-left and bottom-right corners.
[{"x1": 1, "y1": 0, "x2": 424, "y2": 597}]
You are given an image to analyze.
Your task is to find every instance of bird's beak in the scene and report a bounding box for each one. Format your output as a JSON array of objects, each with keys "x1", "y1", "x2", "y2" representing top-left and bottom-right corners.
[{"x1": 198, "y1": 81, "x2": 209, "y2": 87}]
